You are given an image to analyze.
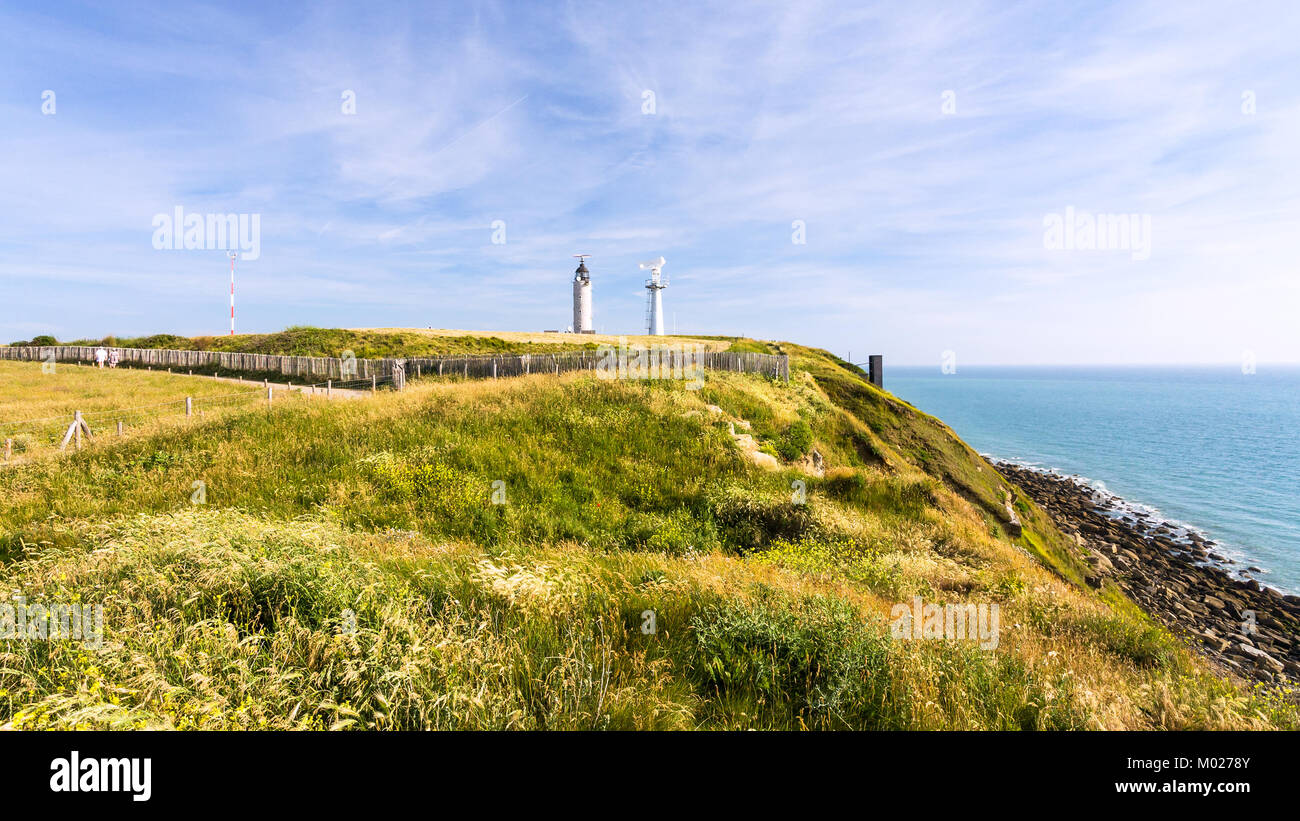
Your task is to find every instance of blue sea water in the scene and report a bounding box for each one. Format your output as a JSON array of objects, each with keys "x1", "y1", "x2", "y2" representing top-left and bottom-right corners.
[{"x1": 886, "y1": 366, "x2": 1300, "y2": 594}]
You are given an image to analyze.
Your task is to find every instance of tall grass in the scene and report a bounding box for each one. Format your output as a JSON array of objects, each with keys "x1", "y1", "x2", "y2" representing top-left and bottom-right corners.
[{"x1": 0, "y1": 347, "x2": 1295, "y2": 730}]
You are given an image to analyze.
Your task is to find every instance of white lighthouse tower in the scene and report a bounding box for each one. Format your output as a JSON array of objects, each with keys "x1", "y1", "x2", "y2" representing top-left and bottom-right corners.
[
  {"x1": 572, "y1": 254, "x2": 593, "y2": 334},
  {"x1": 640, "y1": 256, "x2": 668, "y2": 335}
]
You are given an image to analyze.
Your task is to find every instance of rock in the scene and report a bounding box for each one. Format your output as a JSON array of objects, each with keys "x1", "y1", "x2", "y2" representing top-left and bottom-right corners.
[
  {"x1": 1201, "y1": 632, "x2": 1230, "y2": 653},
  {"x1": 728, "y1": 430, "x2": 781, "y2": 471},
  {"x1": 1002, "y1": 490, "x2": 1023, "y2": 538},
  {"x1": 1237, "y1": 642, "x2": 1285, "y2": 673},
  {"x1": 992, "y1": 461, "x2": 1300, "y2": 689}
]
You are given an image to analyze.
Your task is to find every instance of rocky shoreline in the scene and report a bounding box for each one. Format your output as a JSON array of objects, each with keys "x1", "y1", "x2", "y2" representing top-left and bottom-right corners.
[{"x1": 995, "y1": 461, "x2": 1300, "y2": 686}]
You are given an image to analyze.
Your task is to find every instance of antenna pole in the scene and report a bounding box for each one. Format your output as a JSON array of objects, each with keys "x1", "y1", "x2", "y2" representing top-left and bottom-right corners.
[{"x1": 229, "y1": 252, "x2": 237, "y2": 335}]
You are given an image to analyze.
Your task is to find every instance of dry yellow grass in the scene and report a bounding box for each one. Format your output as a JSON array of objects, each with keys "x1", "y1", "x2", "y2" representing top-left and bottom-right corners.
[{"x1": 0, "y1": 360, "x2": 268, "y2": 462}]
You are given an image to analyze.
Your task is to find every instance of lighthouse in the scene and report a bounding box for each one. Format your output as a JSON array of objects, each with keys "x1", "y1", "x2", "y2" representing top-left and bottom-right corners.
[{"x1": 572, "y1": 254, "x2": 593, "y2": 333}]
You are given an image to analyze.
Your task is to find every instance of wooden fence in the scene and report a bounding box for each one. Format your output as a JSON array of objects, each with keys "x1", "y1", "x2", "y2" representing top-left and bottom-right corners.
[{"x1": 0, "y1": 345, "x2": 789, "y2": 384}]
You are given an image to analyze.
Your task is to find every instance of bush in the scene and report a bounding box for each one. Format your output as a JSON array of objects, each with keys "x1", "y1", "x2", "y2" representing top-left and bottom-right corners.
[
  {"x1": 688, "y1": 587, "x2": 893, "y2": 728},
  {"x1": 619, "y1": 510, "x2": 714, "y2": 555},
  {"x1": 822, "y1": 472, "x2": 936, "y2": 519},
  {"x1": 776, "y1": 419, "x2": 814, "y2": 460},
  {"x1": 708, "y1": 485, "x2": 817, "y2": 552},
  {"x1": 1076, "y1": 613, "x2": 1177, "y2": 669}
]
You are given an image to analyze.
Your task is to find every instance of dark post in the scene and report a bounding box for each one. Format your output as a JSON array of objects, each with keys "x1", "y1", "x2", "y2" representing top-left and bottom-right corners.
[{"x1": 868, "y1": 355, "x2": 883, "y2": 389}]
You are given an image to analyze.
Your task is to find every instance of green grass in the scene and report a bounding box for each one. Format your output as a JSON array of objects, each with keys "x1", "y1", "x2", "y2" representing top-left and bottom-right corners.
[
  {"x1": 38, "y1": 326, "x2": 600, "y2": 359},
  {"x1": 32, "y1": 325, "x2": 739, "y2": 360},
  {"x1": 0, "y1": 360, "x2": 264, "y2": 460},
  {"x1": 0, "y1": 340, "x2": 1295, "y2": 730}
]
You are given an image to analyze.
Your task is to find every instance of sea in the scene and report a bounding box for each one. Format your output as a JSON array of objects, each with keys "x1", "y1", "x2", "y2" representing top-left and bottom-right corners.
[{"x1": 886, "y1": 365, "x2": 1300, "y2": 595}]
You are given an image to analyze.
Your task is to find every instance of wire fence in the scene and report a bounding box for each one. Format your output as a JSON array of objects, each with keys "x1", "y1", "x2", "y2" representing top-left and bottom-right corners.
[
  {"x1": 0, "y1": 345, "x2": 790, "y2": 383},
  {"x1": 1, "y1": 387, "x2": 266, "y2": 462},
  {"x1": 0, "y1": 344, "x2": 791, "y2": 462}
]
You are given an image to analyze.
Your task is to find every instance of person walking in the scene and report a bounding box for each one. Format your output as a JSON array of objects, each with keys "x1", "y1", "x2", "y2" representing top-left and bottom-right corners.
[
  {"x1": 94, "y1": 346, "x2": 107, "y2": 368},
  {"x1": 108, "y1": 349, "x2": 120, "y2": 368}
]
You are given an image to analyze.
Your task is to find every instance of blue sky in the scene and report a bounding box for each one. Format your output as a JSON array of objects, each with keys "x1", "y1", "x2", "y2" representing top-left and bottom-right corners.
[{"x1": 1, "y1": 0, "x2": 1298, "y2": 365}]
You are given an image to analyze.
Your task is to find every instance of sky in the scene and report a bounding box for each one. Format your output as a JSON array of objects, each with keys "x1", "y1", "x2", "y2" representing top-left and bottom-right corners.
[{"x1": 1, "y1": 0, "x2": 1298, "y2": 366}]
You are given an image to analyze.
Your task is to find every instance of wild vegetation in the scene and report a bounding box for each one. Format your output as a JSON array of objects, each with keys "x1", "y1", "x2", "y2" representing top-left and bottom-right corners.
[
  {"x1": 0, "y1": 337, "x2": 1294, "y2": 730},
  {"x1": 12, "y1": 325, "x2": 743, "y2": 360},
  {"x1": 0, "y1": 361, "x2": 263, "y2": 461}
]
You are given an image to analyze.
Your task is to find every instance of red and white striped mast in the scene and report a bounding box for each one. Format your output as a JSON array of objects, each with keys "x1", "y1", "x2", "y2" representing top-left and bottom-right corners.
[{"x1": 228, "y1": 251, "x2": 237, "y2": 335}]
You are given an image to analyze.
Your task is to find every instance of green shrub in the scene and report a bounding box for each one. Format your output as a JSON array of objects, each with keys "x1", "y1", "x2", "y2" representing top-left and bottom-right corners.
[
  {"x1": 1076, "y1": 613, "x2": 1177, "y2": 669},
  {"x1": 619, "y1": 510, "x2": 715, "y2": 555},
  {"x1": 708, "y1": 486, "x2": 816, "y2": 552},
  {"x1": 776, "y1": 419, "x2": 814, "y2": 460},
  {"x1": 688, "y1": 587, "x2": 893, "y2": 728},
  {"x1": 757, "y1": 536, "x2": 902, "y2": 595},
  {"x1": 822, "y1": 473, "x2": 935, "y2": 518}
]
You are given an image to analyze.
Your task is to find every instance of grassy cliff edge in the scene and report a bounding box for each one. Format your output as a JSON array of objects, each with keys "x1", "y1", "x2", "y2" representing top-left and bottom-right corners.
[{"x1": 0, "y1": 333, "x2": 1293, "y2": 730}]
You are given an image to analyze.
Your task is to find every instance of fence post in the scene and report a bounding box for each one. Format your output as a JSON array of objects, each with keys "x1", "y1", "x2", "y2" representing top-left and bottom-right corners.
[
  {"x1": 3, "y1": 438, "x2": 10, "y2": 461},
  {"x1": 185, "y1": 396, "x2": 192, "y2": 416},
  {"x1": 372, "y1": 374, "x2": 377, "y2": 394},
  {"x1": 267, "y1": 383, "x2": 273, "y2": 407},
  {"x1": 327, "y1": 380, "x2": 332, "y2": 399},
  {"x1": 117, "y1": 420, "x2": 123, "y2": 435}
]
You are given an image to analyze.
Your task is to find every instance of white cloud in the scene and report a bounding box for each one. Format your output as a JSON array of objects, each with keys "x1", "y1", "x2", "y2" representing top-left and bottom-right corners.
[{"x1": 0, "y1": 0, "x2": 1296, "y2": 361}]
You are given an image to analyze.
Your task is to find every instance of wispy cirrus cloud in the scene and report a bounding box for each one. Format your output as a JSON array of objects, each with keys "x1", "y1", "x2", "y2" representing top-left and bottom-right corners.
[{"x1": 0, "y1": 0, "x2": 1297, "y2": 363}]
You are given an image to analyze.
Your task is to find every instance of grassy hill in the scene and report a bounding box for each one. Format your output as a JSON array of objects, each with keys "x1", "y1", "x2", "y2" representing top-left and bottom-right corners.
[
  {"x1": 19, "y1": 325, "x2": 740, "y2": 360},
  {"x1": 0, "y1": 337, "x2": 1293, "y2": 730}
]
